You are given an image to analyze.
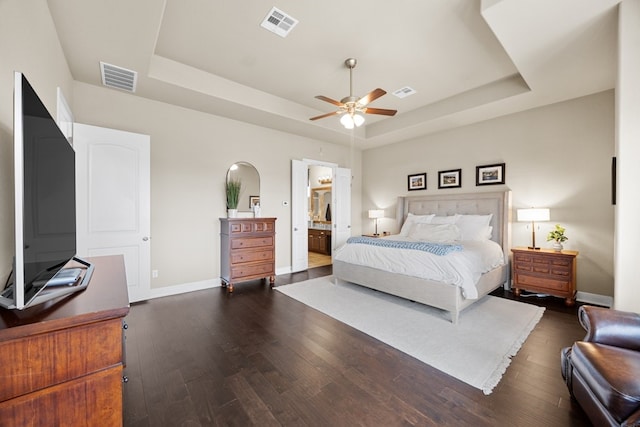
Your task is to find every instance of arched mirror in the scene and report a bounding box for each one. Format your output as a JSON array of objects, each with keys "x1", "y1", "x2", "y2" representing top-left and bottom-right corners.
[{"x1": 226, "y1": 162, "x2": 260, "y2": 212}]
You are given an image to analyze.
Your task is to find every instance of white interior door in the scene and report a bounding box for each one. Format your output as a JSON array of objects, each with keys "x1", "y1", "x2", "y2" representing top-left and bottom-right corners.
[
  {"x1": 74, "y1": 123, "x2": 151, "y2": 302},
  {"x1": 291, "y1": 159, "x2": 308, "y2": 272},
  {"x1": 292, "y1": 159, "x2": 351, "y2": 271},
  {"x1": 332, "y1": 167, "x2": 352, "y2": 251}
]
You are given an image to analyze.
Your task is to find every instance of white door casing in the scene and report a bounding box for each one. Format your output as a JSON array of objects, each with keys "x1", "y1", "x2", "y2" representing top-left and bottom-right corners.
[
  {"x1": 74, "y1": 123, "x2": 151, "y2": 302},
  {"x1": 291, "y1": 159, "x2": 351, "y2": 272},
  {"x1": 332, "y1": 167, "x2": 352, "y2": 252},
  {"x1": 291, "y1": 159, "x2": 309, "y2": 272}
]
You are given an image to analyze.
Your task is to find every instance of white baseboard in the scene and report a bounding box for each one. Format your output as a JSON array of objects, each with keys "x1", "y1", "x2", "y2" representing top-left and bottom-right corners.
[
  {"x1": 576, "y1": 291, "x2": 612, "y2": 307},
  {"x1": 276, "y1": 266, "x2": 292, "y2": 275},
  {"x1": 140, "y1": 278, "x2": 221, "y2": 302},
  {"x1": 137, "y1": 274, "x2": 613, "y2": 310},
  {"x1": 137, "y1": 269, "x2": 292, "y2": 303}
]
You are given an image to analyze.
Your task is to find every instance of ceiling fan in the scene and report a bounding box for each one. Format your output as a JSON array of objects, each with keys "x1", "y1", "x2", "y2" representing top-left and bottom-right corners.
[{"x1": 310, "y1": 58, "x2": 397, "y2": 129}]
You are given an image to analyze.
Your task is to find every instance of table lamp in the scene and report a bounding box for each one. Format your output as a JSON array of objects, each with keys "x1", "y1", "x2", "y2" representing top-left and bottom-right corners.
[
  {"x1": 368, "y1": 209, "x2": 384, "y2": 236},
  {"x1": 517, "y1": 208, "x2": 550, "y2": 249}
]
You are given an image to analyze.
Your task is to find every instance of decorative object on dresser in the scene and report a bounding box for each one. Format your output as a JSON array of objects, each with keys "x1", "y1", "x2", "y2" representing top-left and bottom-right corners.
[
  {"x1": 220, "y1": 218, "x2": 276, "y2": 292},
  {"x1": 475, "y1": 163, "x2": 505, "y2": 186},
  {"x1": 407, "y1": 172, "x2": 427, "y2": 191},
  {"x1": 225, "y1": 162, "x2": 259, "y2": 218},
  {"x1": 368, "y1": 209, "x2": 384, "y2": 236},
  {"x1": 438, "y1": 169, "x2": 462, "y2": 189},
  {"x1": 547, "y1": 224, "x2": 568, "y2": 251},
  {"x1": 225, "y1": 177, "x2": 241, "y2": 217},
  {"x1": 511, "y1": 247, "x2": 578, "y2": 306},
  {"x1": 0, "y1": 255, "x2": 129, "y2": 425},
  {"x1": 517, "y1": 208, "x2": 550, "y2": 249}
]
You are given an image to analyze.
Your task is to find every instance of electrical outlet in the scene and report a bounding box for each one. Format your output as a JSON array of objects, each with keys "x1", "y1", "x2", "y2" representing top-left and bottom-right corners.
[{"x1": 152, "y1": 270, "x2": 158, "y2": 278}]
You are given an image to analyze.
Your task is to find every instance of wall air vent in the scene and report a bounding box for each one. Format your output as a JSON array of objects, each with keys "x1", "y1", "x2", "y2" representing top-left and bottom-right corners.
[
  {"x1": 393, "y1": 86, "x2": 417, "y2": 99},
  {"x1": 260, "y1": 7, "x2": 298, "y2": 38},
  {"x1": 100, "y1": 62, "x2": 138, "y2": 93}
]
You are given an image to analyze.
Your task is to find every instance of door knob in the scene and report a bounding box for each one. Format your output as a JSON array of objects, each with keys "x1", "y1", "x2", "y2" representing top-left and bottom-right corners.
[{"x1": 142, "y1": 236, "x2": 149, "y2": 241}]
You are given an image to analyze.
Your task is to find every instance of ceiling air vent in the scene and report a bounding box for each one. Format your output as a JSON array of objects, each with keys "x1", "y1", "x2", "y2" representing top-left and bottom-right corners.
[
  {"x1": 100, "y1": 62, "x2": 138, "y2": 93},
  {"x1": 393, "y1": 86, "x2": 417, "y2": 99},
  {"x1": 260, "y1": 7, "x2": 298, "y2": 38}
]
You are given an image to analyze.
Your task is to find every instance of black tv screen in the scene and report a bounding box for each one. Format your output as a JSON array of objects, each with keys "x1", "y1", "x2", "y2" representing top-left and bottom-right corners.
[
  {"x1": 0, "y1": 73, "x2": 92, "y2": 310},
  {"x1": 20, "y1": 73, "x2": 77, "y2": 300}
]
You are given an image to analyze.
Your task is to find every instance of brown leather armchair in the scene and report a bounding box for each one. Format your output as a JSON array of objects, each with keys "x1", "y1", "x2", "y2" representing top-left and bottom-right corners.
[{"x1": 561, "y1": 305, "x2": 640, "y2": 426}]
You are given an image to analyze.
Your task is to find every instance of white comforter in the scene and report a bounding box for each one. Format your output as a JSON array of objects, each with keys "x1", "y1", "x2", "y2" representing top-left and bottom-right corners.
[{"x1": 333, "y1": 235, "x2": 505, "y2": 299}]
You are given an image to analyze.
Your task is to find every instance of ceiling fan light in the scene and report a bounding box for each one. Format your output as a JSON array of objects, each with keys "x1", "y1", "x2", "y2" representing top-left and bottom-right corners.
[
  {"x1": 340, "y1": 113, "x2": 355, "y2": 129},
  {"x1": 353, "y1": 113, "x2": 365, "y2": 127}
]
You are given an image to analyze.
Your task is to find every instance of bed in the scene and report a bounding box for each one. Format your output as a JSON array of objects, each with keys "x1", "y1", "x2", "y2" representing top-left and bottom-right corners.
[{"x1": 333, "y1": 191, "x2": 512, "y2": 323}]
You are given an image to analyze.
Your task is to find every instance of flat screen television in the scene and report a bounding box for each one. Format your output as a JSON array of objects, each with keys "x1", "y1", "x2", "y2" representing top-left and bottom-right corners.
[{"x1": 0, "y1": 72, "x2": 93, "y2": 310}]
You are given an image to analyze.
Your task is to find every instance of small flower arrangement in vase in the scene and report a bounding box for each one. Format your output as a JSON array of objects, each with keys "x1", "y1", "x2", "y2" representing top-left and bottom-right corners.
[{"x1": 547, "y1": 224, "x2": 568, "y2": 251}]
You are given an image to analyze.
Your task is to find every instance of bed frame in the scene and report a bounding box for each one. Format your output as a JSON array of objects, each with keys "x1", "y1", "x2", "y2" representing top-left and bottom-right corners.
[{"x1": 333, "y1": 190, "x2": 512, "y2": 323}]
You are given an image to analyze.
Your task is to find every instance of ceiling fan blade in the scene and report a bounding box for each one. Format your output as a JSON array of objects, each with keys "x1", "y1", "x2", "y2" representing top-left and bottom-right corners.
[
  {"x1": 363, "y1": 107, "x2": 397, "y2": 116},
  {"x1": 357, "y1": 88, "x2": 387, "y2": 106},
  {"x1": 315, "y1": 95, "x2": 344, "y2": 107},
  {"x1": 310, "y1": 111, "x2": 340, "y2": 121}
]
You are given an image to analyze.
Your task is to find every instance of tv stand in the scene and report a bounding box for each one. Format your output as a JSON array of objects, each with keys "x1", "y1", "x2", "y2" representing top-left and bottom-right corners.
[
  {"x1": 0, "y1": 256, "x2": 95, "y2": 310},
  {"x1": 0, "y1": 255, "x2": 129, "y2": 425}
]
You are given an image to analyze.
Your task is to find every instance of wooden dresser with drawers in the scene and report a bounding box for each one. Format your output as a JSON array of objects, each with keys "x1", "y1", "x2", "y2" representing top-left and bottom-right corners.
[
  {"x1": 511, "y1": 247, "x2": 578, "y2": 306},
  {"x1": 0, "y1": 255, "x2": 129, "y2": 425},
  {"x1": 220, "y1": 217, "x2": 276, "y2": 292}
]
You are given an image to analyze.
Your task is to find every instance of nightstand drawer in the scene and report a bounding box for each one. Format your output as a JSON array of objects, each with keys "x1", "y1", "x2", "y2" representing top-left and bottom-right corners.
[
  {"x1": 516, "y1": 273, "x2": 570, "y2": 292},
  {"x1": 230, "y1": 249, "x2": 274, "y2": 264}
]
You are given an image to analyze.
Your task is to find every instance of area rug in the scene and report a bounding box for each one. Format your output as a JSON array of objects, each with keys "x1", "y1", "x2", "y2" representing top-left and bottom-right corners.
[{"x1": 276, "y1": 276, "x2": 545, "y2": 394}]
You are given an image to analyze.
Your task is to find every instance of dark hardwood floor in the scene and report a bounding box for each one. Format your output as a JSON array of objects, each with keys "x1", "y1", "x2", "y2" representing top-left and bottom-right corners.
[{"x1": 123, "y1": 267, "x2": 593, "y2": 426}]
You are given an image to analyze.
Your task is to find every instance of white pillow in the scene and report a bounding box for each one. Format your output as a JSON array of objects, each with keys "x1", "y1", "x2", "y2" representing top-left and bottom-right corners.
[
  {"x1": 409, "y1": 223, "x2": 462, "y2": 243},
  {"x1": 399, "y1": 213, "x2": 435, "y2": 236},
  {"x1": 430, "y1": 215, "x2": 459, "y2": 225},
  {"x1": 455, "y1": 214, "x2": 493, "y2": 241}
]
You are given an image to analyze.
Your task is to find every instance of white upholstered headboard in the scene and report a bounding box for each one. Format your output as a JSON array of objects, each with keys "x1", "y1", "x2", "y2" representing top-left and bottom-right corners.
[{"x1": 396, "y1": 191, "x2": 512, "y2": 255}]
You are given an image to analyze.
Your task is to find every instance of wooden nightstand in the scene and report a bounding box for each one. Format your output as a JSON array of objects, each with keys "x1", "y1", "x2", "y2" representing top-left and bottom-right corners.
[{"x1": 511, "y1": 247, "x2": 578, "y2": 306}]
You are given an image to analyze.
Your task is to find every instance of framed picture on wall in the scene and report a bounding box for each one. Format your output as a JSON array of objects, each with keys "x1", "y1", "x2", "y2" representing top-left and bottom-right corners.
[
  {"x1": 438, "y1": 169, "x2": 462, "y2": 189},
  {"x1": 249, "y1": 195, "x2": 260, "y2": 208},
  {"x1": 407, "y1": 173, "x2": 427, "y2": 191},
  {"x1": 476, "y1": 163, "x2": 505, "y2": 186}
]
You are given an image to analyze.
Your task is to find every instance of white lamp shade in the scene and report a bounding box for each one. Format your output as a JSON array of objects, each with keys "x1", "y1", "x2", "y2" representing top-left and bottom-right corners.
[
  {"x1": 340, "y1": 114, "x2": 355, "y2": 129},
  {"x1": 353, "y1": 113, "x2": 365, "y2": 127},
  {"x1": 368, "y1": 209, "x2": 384, "y2": 219},
  {"x1": 517, "y1": 208, "x2": 550, "y2": 222}
]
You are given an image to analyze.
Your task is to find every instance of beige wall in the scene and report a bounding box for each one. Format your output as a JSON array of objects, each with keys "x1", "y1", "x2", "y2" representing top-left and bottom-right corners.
[
  {"x1": 0, "y1": 2, "x2": 360, "y2": 294},
  {"x1": 71, "y1": 82, "x2": 361, "y2": 289},
  {"x1": 0, "y1": 0, "x2": 619, "y2": 303},
  {"x1": 363, "y1": 91, "x2": 615, "y2": 299},
  {"x1": 0, "y1": 0, "x2": 75, "y2": 281}
]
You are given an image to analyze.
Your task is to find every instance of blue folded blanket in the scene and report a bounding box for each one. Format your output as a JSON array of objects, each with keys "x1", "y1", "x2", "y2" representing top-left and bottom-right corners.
[{"x1": 346, "y1": 236, "x2": 463, "y2": 256}]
